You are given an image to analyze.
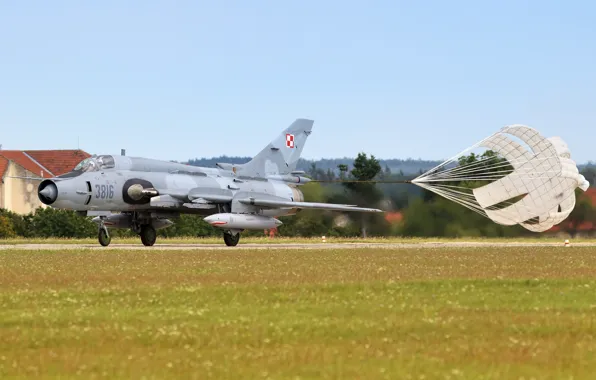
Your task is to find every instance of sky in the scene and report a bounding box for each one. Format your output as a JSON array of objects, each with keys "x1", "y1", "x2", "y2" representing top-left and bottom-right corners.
[{"x1": 1, "y1": 1, "x2": 595, "y2": 164}]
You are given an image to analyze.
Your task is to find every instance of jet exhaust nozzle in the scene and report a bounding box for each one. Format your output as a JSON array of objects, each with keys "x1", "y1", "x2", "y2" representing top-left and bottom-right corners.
[
  {"x1": 38, "y1": 180, "x2": 58, "y2": 205},
  {"x1": 204, "y1": 213, "x2": 283, "y2": 230}
]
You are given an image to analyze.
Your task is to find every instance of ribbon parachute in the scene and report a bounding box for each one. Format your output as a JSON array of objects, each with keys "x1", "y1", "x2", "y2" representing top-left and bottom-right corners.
[{"x1": 412, "y1": 125, "x2": 589, "y2": 232}]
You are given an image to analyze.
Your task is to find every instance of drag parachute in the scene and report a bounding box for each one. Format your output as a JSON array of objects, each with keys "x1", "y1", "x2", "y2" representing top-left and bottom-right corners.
[{"x1": 412, "y1": 125, "x2": 589, "y2": 232}]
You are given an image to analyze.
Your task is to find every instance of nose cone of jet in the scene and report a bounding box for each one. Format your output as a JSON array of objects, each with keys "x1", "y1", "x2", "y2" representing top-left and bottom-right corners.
[
  {"x1": 38, "y1": 180, "x2": 58, "y2": 205},
  {"x1": 38, "y1": 178, "x2": 88, "y2": 210},
  {"x1": 39, "y1": 186, "x2": 56, "y2": 199}
]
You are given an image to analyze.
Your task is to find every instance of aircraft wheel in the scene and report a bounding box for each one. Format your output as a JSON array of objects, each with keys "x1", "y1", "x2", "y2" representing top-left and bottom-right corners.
[
  {"x1": 140, "y1": 225, "x2": 157, "y2": 247},
  {"x1": 98, "y1": 229, "x2": 111, "y2": 247},
  {"x1": 223, "y1": 232, "x2": 240, "y2": 247}
]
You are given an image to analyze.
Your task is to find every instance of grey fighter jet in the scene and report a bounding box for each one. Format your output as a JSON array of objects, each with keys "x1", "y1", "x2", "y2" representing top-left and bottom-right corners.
[{"x1": 36, "y1": 119, "x2": 382, "y2": 246}]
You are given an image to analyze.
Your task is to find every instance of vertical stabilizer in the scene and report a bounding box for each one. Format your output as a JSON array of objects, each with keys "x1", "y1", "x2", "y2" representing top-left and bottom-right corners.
[{"x1": 237, "y1": 119, "x2": 314, "y2": 177}]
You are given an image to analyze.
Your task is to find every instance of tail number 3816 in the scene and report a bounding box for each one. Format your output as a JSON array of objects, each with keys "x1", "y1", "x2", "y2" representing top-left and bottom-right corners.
[{"x1": 95, "y1": 184, "x2": 115, "y2": 199}]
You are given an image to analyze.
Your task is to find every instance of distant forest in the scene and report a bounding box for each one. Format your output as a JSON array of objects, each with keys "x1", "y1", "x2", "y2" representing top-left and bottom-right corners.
[{"x1": 185, "y1": 156, "x2": 443, "y2": 175}]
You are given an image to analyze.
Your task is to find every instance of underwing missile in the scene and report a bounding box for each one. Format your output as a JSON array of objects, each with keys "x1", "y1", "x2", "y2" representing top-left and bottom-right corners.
[{"x1": 204, "y1": 213, "x2": 282, "y2": 230}]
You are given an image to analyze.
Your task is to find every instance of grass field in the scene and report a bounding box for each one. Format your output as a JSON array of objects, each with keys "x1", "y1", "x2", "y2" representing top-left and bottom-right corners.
[
  {"x1": 1, "y1": 235, "x2": 594, "y2": 245},
  {"x1": 1, "y1": 246, "x2": 596, "y2": 379}
]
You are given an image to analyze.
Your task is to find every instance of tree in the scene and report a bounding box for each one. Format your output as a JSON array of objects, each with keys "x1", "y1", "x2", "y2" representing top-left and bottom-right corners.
[
  {"x1": 308, "y1": 163, "x2": 318, "y2": 179},
  {"x1": 581, "y1": 167, "x2": 596, "y2": 186},
  {"x1": 157, "y1": 214, "x2": 219, "y2": 237},
  {"x1": 342, "y1": 153, "x2": 384, "y2": 237},
  {"x1": 350, "y1": 153, "x2": 382, "y2": 181},
  {"x1": 337, "y1": 164, "x2": 348, "y2": 180},
  {"x1": 0, "y1": 209, "x2": 31, "y2": 237},
  {"x1": 456, "y1": 150, "x2": 512, "y2": 179},
  {"x1": 384, "y1": 165, "x2": 391, "y2": 177},
  {"x1": 307, "y1": 162, "x2": 330, "y2": 180},
  {"x1": 562, "y1": 189, "x2": 596, "y2": 237},
  {"x1": 398, "y1": 195, "x2": 526, "y2": 238},
  {"x1": 278, "y1": 182, "x2": 337, "y2": 236},
  {"x1": 28, "y1": 208, "x2": 97, "y2": 238},
  {"x1": 325, "y1": 168, "x2": 336, "y2": 181},
  {"x1": 0, "y1": 215, "x2": 15, "y2": 238}
]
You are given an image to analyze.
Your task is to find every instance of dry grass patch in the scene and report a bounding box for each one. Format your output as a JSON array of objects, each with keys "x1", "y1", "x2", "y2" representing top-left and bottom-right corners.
[{"x1": 2, "y1": 235, "x2": 595, "y2": 245}]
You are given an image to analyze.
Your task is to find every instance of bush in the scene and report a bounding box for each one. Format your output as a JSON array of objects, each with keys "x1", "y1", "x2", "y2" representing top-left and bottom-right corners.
[
  {"x1": 28, "y1": 208, "x2": 96, "y2": 238},
  {"x1": 157, "y1": 214, "x2": 219, "y2": 237},
  {"x1": 0, "y1": 209, "x2": 31, "y2": 237},
  {"x1": 0, "y1": 215, "x2": 15, "y2": 238}
]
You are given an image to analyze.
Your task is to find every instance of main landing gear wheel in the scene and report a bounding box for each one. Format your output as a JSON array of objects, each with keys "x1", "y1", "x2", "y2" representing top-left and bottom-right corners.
[
  {"x1": 98, "y1": 228, "x2": 111, "y2": 247},
  {"x1": 223, "y1": 232, "x2": 240, "y2": 247},
  {"x1": 140, "y1": 225, "x2": 157, "y2": 247}
]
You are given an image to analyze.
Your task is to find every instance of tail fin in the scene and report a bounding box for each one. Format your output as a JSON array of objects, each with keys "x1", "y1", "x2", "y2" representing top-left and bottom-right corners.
[{"x1": 237, "y1": 119, "x2": 314, "y2": 177}]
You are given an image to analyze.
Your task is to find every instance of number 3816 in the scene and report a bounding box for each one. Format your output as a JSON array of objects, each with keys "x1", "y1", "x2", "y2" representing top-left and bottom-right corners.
[{"x1": 95, "y1": 184, "x2": 114, "y2": 199}]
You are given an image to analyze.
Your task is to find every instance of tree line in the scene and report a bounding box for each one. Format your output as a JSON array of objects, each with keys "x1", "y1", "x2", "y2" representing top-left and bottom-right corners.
[{"x1": 186, "y1": 155, "x2": 441, "y2": 176}]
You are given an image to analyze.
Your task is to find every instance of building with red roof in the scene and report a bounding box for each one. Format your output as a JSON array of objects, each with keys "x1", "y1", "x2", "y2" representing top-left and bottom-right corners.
[{"x1": 0, "y1": 149, "x2": 91, "y2": 214}]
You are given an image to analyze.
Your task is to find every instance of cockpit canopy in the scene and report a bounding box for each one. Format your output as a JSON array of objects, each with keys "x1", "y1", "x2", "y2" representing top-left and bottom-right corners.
[{"x1": 72, "y1": 155, "x2": 115, "y2": 173}]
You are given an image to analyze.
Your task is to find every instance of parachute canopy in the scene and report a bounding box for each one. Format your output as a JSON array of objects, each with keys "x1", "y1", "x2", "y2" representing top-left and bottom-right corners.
[{"x1": 412, "y1": 125, "x2": 589, "y2": 232}]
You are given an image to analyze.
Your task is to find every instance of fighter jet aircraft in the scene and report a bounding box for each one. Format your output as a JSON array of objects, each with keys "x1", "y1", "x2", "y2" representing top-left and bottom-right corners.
[{"x1": 35, "y1": 119, "x2": 382, "y2": 247}]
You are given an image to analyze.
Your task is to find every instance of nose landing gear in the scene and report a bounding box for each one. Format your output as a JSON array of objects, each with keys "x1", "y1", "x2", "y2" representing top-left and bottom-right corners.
[{"x1": 98, "y1": 220, "x2": 111, "y2": 247}]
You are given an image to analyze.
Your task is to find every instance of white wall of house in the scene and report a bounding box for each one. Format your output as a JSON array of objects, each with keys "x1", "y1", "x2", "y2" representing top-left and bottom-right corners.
[{"x1": 0, "y1": 162, "x2": 45, "y2": 214}]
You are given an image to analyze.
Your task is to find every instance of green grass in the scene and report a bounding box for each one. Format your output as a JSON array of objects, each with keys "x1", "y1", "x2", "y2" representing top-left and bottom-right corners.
[
  {"x1": 1, "y1": 247, "x2": 596, "y2": 379},
  {"x1": 0, "y1": 235, "x2": 593, "y2": 245}
]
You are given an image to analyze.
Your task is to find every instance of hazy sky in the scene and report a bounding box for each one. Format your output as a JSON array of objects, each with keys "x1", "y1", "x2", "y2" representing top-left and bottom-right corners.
[{"x1": 1, "y1": 1, "x2": 595, "y2": 163}]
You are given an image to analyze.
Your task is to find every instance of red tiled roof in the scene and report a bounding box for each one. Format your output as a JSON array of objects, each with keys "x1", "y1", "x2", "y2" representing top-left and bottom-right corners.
[
  {"x1": 0, "y1": 151, "x2": 53, "y2": 178},
  {"x1": 0, "y1": 156, "x2": 8, "y2": 179},
  {"x1": 24, "y1": 150, "x2": 90, "y2": 176}
]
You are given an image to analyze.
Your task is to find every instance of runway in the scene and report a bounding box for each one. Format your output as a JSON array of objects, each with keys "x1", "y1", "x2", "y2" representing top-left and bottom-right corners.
[{"x1": 1, "y1": 241, "x2": 596, "y2": 250}]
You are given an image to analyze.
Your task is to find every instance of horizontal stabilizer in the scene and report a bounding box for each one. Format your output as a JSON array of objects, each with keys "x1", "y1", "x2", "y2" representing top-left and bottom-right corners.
[{"x1": 238, "y1": 198, "x2": 382, "y2": 213}]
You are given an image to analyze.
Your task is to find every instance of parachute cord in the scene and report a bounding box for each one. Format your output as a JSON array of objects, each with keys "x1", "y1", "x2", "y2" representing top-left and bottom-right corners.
[{"x1": 312, "y1": 180, "x2": 412, "y2": 184}]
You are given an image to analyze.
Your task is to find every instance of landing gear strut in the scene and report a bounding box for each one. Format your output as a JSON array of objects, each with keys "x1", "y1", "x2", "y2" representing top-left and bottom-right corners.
[
  {"x1": 223, "y1": 231, "x2": 240, "y2": 247},
  {"x1": 98, "y1": 220, "x2": 111, "y2": 247},
  {"x1": 140, "y1": 225, "x2": 157, "y2": 246}
]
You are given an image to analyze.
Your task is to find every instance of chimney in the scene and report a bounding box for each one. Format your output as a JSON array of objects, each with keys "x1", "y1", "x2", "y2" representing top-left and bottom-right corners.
[{"x1": 121, "y1": 149, "x2": 126, "y2": 156}]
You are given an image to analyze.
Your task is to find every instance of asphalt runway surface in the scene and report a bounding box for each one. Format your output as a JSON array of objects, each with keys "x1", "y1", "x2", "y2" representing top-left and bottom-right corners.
[{"x1": 1, "y1": 242, "x2": 596, "y2": 250}]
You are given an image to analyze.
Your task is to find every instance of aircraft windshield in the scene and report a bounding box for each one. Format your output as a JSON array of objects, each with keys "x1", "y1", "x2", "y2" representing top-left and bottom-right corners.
[{"x1": 73, "y1": 155, "x2": 115, "y2": 172}]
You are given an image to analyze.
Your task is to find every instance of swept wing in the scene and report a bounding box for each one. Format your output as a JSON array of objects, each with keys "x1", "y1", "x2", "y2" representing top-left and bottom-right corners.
[{"x1": 238, "y1": 198, "x2": 382, "y2": 213}]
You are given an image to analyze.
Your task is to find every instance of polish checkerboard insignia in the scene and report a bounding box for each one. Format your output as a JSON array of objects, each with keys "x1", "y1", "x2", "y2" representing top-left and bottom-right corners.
[{"x1": 286, "y1": 133, "x2": 295, "y2": 148}]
